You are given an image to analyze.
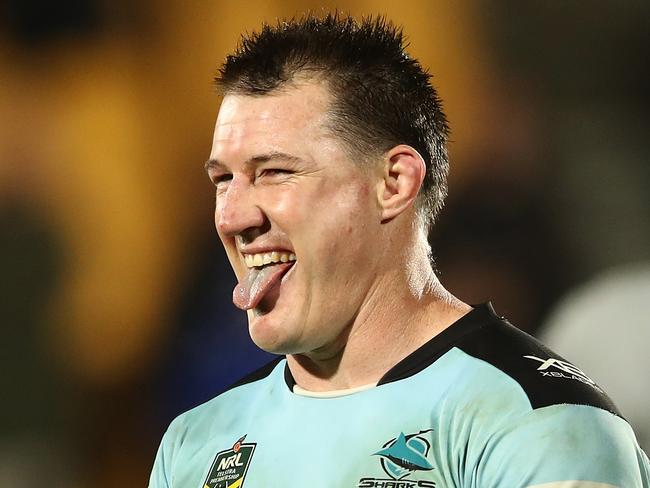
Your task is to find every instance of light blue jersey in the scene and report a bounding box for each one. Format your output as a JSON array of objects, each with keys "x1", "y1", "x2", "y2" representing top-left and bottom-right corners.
[{"x1": 150, "y1": 304, "x2": 650, "y2": 487}]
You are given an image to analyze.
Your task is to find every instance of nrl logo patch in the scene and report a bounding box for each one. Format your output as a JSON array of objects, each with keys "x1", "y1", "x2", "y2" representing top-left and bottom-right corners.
[{"x1": 203, "y1": 435, "x2": 256, "y2": 488}]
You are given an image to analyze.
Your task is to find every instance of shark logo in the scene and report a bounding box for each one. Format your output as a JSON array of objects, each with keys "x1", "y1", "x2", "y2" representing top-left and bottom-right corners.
[
  {"x1": 358, "y1": 430, "x2": 436, "y2": 487},
  {"x1": 375, "y1": 430, "x2": 434, "y2": 480},
  {"x1": 375, "y1": 431, "x2": 434, "y2": 479}
]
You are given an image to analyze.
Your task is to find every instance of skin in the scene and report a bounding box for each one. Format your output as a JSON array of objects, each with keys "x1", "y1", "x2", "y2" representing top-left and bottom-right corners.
[{"x1": 207, "y1": 80, "x2": 471, "y2": 391}]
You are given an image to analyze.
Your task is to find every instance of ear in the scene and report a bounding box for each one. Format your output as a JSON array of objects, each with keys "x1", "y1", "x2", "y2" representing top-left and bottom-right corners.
[{"x1": 377, "y1": 144, "x2": 426, "y2": 223}]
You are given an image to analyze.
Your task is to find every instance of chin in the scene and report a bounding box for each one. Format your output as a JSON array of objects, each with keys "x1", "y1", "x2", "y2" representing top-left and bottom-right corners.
[{"x1": 247, "y1": 312, "x2": 302, "y2": 355}]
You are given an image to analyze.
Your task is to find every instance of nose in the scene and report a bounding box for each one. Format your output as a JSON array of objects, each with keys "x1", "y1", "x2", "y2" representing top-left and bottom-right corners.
[{"x1": 216, "y1": 176, "x2": 265, "y2": 237}]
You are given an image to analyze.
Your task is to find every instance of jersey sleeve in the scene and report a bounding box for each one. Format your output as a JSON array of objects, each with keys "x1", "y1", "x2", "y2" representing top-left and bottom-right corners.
[
  {"x1": 149, "y1": 438, "x2": 170, "y2": 488},
  {"x1": 148, "y1": 415, "x2": 187, "y2": 488},
  {"x1": 473, "y1": 404, "x2": 650, "y2": 488}
]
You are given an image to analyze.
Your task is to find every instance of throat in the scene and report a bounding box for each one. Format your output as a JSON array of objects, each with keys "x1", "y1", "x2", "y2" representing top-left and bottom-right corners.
[{"x1": 286, "y1": 292, "x2": 471, "y2": 392}]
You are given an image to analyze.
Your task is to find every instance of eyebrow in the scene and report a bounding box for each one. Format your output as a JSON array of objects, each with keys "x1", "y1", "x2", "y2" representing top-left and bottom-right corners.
[{"x1": 204, "y1": 152, "x2": 304, "y2": 173}]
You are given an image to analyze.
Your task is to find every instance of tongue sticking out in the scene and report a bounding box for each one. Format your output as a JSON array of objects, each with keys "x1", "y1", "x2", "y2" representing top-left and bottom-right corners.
[{"x1": 233, "y1": 262, "x2": 294, "y2": 310}]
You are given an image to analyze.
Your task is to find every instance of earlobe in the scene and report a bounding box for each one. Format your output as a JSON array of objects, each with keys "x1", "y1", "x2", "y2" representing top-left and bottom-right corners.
[{"x1": 378, "y1": 145, "x2": 426, "y2": 223}]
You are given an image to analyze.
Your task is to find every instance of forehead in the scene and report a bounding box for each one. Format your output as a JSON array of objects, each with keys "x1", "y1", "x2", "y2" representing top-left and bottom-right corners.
[{"x1": 210, "y1": 83, "x2": 333, "y2": 162}]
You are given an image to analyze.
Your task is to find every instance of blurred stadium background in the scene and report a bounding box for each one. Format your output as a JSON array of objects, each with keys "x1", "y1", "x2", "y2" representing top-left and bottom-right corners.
[{"x1": 1, "y1": 1, "x2": 648, "y2": 486}]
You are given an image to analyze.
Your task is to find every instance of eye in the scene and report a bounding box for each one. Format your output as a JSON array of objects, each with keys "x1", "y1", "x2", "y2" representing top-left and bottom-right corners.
[
  {"x1": 212, "y1": 173, "x2": 233, "y2": 187},
  {"x1": 257, "y1": 168, "x2": 292, "y2": 179}
]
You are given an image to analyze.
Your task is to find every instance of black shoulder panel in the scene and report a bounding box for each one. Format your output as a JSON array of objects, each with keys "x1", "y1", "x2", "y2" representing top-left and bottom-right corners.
[
  {"x1": 379, "y1": 303, "x2": 621, "y2": 417},
  {"x1": 222, "y1": 356, "x2": 284, "y2": 394},
  {"x1": 455, "y1": 307, "x2": 622, "y2": 416}
]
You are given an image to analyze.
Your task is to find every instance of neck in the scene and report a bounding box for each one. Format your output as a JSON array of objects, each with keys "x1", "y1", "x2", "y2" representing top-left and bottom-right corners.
[{"x1": 287, "y1": 236, "x2": 471, "y2": 392}]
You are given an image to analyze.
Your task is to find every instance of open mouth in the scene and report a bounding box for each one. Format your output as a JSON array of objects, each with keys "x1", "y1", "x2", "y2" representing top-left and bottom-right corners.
[{"x1": 233, "y1": 252, "x2": 296, "y2": 310}]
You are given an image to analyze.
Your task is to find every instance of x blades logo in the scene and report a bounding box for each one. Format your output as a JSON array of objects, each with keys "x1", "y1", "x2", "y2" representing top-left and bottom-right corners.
[
  {"x1": 358, "y1": 430, "x2": 436, "y2": 488},
  {"x1": 524, "y1": 355, "x2": 600, "y2": 389},
  {"x1": 203, "y1": 435, "x2": 256, "y2": 488}
]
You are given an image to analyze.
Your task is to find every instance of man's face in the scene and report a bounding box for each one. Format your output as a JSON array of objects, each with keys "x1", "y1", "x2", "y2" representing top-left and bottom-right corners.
[{"x1": 207, "y1": 82, "x2": 384, "y2": 355}]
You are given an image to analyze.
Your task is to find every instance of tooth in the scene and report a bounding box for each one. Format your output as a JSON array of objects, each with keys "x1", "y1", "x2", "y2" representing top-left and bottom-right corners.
[
  {"x1": 263, "y1": 253, "x2": 273, "y2": 265},
  {"x1": 245, "y1": 255, "x2": 253, "y2": 267},
  {"x1": 271, "y1": 251, "x2": 279, "y2": 263},
  {"x1": 280, "y1": 253, "x2": 288, "y2": 263},
  {"x1": 289, "y1": 253, "x2": 296, "y2": 261},
  {"x1": 253, "y1": 254, "x2": 264, "y2": 267}
]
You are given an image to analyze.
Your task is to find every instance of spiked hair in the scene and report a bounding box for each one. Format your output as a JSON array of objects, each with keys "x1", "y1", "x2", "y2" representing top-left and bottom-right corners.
[{"x1": 215, "y1": 13, "x2": 450, "y2": 232}]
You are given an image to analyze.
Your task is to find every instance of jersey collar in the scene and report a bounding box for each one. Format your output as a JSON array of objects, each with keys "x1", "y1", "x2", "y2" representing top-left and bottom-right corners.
[{"x1": 283, "y1": 302, "x2": 500, "y2": 391}]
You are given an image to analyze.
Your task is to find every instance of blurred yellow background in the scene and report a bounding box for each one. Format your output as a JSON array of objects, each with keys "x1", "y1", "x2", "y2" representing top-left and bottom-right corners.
[{"x1": 1, "y1": 1, "x2": 648, "y2": 486}]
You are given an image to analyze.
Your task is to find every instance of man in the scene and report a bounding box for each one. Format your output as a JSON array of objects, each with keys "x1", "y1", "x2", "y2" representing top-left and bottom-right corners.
[{"x1": 150, "y1": 14, "x2": 650, "y2": 487}]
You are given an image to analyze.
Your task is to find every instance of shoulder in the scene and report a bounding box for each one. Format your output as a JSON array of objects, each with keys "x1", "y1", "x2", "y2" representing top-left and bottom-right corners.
[
  {"x1": 475, "y1": 403, "x2": 648, "y2": 486},
  {"x1": 222, "y1": 355, "x2": 287, "y2": 393},
  {"x1": 382, "y1": 303, "x2": 620, "y2": 418},
  {"x1": 453, "y1": 304, "x2": 620, "y2": 416},
  {"x1": 149, "y1": 357, "x2": 286, "y2": 487},
  {"x1": 423, "y1": 306, "x2": 648, "y2": 485},
  {"x1": 162, "y1": 356, "x2": 285, "y2": 444},
  {"x1": 443, "y1": 307, "x2": 649, "y2": 485}
]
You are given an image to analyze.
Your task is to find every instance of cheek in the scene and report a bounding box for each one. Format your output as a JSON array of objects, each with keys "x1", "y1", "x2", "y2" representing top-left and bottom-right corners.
[
  {"x1": 335, "y1": 182, "x2": 373, "y2": 231},
  {"x1": 315, "y1": 185, "x2": 375, "y2": 260},
  {"x1": 271, "y1": 189, "x2": 306, "y2": 223}
]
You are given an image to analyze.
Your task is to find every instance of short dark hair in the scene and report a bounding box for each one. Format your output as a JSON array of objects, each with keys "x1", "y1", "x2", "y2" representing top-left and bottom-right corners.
[{"x1": 215, "y1": 13, "x2": 450, "y2": 231}]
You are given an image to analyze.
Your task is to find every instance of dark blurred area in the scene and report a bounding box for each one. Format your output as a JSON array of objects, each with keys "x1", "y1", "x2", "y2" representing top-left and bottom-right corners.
[{"x1": 1, "y1": 1, "x2": 648, "y2": 486}]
